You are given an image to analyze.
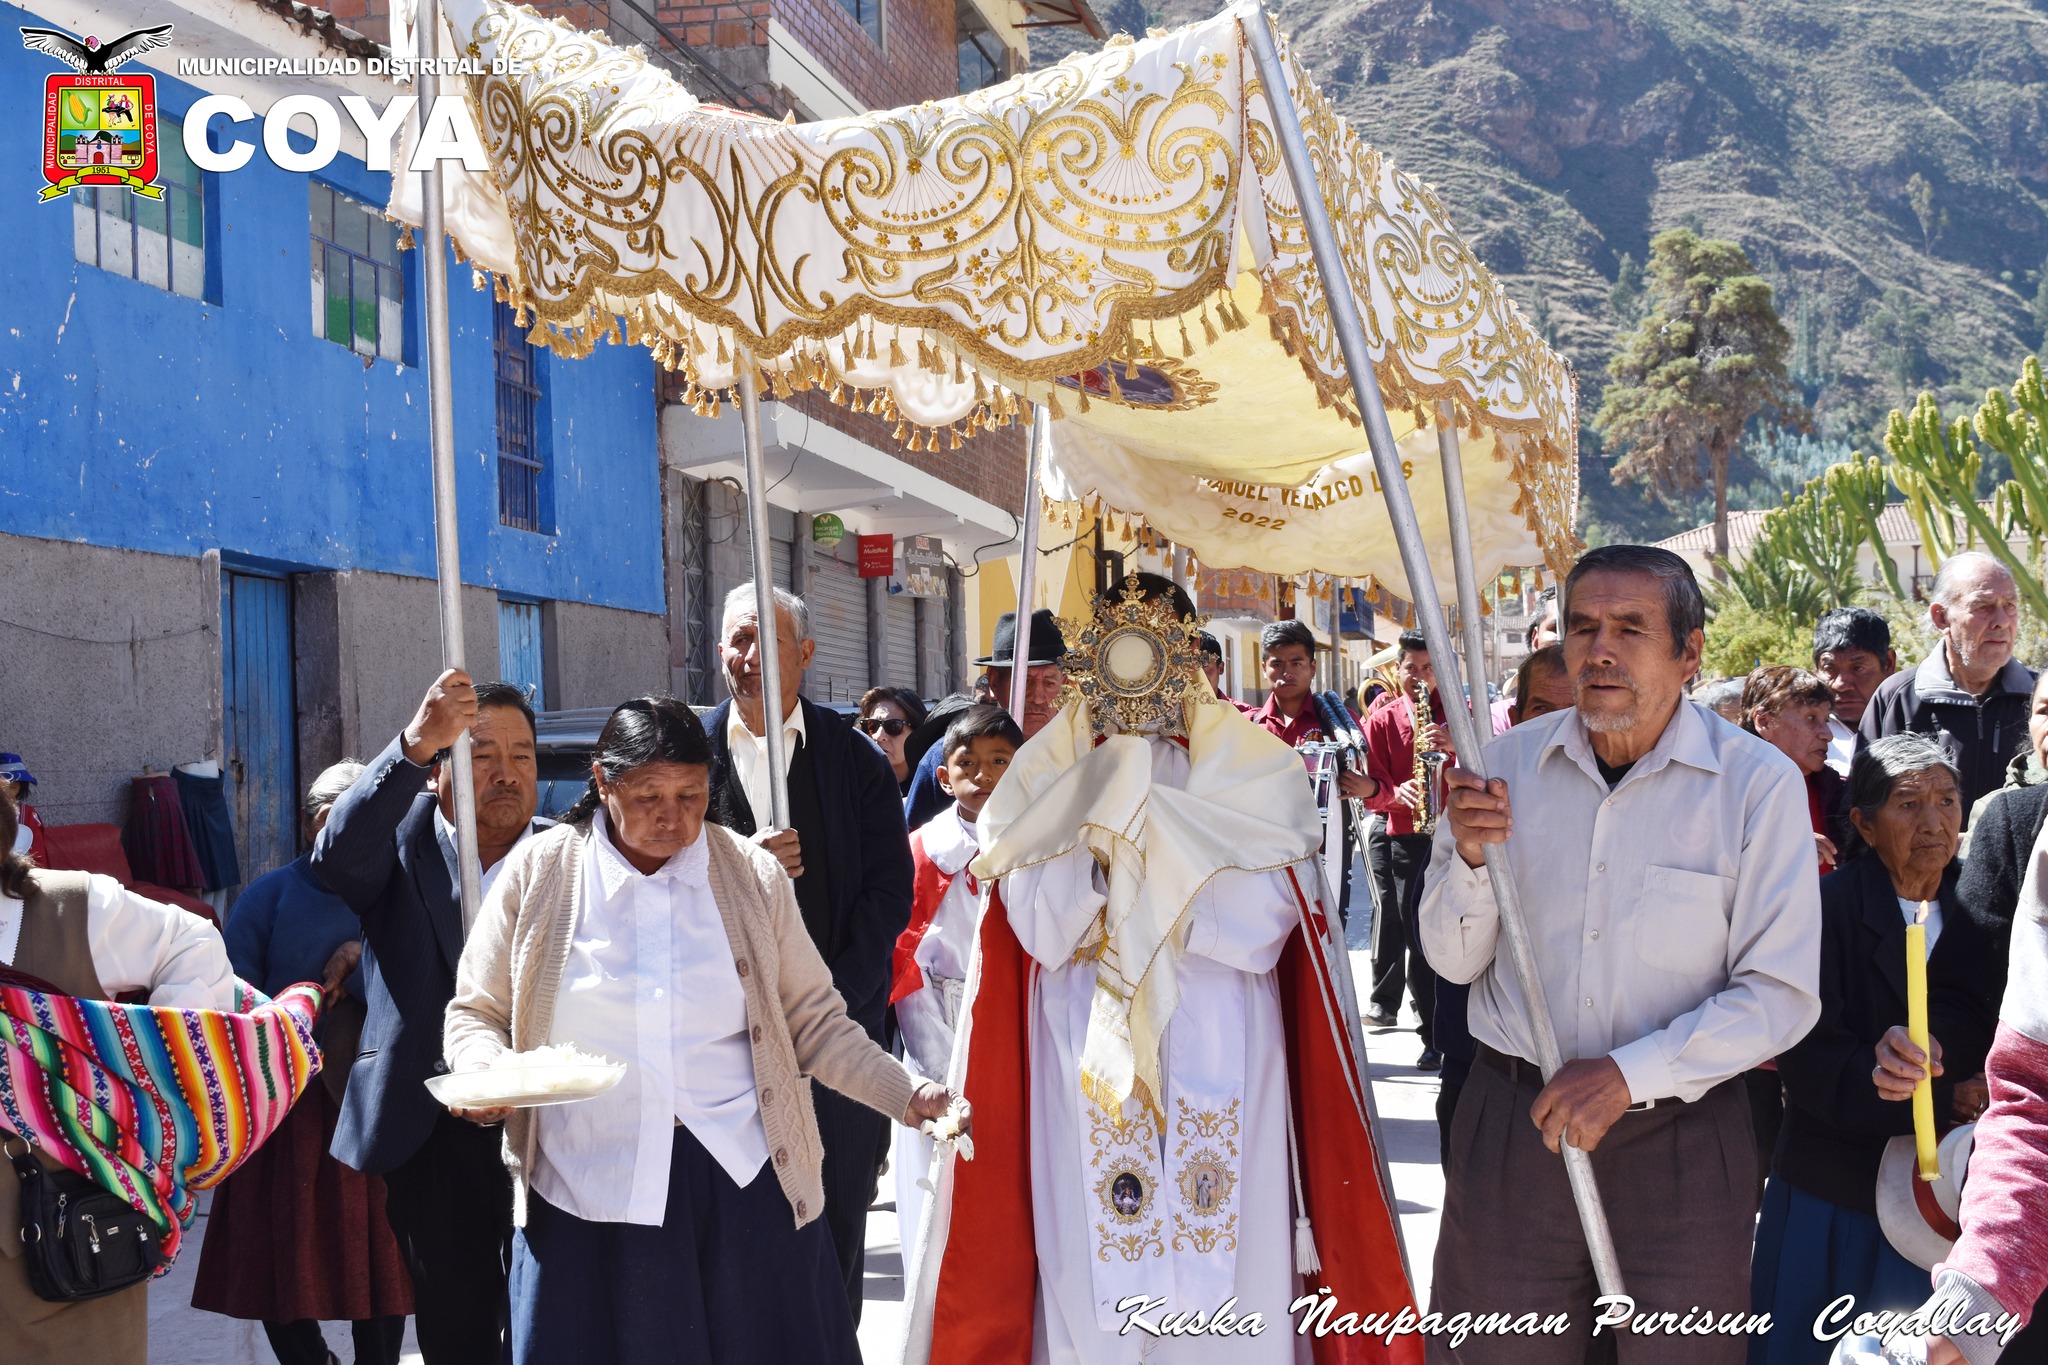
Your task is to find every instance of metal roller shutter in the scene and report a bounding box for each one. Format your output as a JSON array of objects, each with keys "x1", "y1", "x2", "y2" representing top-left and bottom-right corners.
[
  {"x1": 770, "y1": 537, "x2": 794, "y2": 591},
  {"x1": 805, "y1": 550, "x2": 870, "y2": 704},
  {"x1": 883, "y1": 589, "x2": 918, "y2": 694}
]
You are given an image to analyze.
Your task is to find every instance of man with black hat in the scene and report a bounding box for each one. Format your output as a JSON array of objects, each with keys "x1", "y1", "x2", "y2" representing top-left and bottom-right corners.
[{"x1": 904, "y1": 607, "x2": 1067, "y2": 828}]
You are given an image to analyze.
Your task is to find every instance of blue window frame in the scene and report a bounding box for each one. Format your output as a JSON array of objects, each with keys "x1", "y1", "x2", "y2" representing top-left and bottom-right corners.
[
  {"x1": 495, "y1": 301, "x2": 549, "y2": 532},
  {"x1": 310, "y1": 181, "x2": 406, "y2": 362}
]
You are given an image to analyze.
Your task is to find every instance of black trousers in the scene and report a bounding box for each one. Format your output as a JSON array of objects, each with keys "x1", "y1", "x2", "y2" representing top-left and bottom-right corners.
[
  {"x1": 381, "y1": 1113, "x2": 514, "y2": 1365},
  {"x1": 263, "y1": 1316, "x2": 406, "y2": 1365},
  {"x1": 813, "y1": 1085, "x2": 888, "y2": 1325},
  {"x1": 1367, "y1": 830, "x2": 1438, "y2": 1048},
  {"x1": 1743, "y1": 1067, "x2": 1783, "y2": 1208}
]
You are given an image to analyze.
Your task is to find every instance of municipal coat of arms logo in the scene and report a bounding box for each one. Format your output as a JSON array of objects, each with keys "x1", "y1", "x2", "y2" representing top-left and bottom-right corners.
[{"x1": 21, "y1": 24, "x2": 174, "y2": 202}]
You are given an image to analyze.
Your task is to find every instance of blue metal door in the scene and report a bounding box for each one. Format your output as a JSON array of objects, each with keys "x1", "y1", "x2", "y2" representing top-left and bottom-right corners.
[
  {"x1": 222, "y1": 570, "x2": 299, "y2": 883},
  {"x1": 498, "y1": 598, "x2": 546, "y2": 708}
]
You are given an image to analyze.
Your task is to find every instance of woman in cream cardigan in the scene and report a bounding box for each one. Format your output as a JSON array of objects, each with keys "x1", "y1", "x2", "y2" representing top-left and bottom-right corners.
[{"x1": 444, "y1": 697, "x2": 959, "y2": 1364}]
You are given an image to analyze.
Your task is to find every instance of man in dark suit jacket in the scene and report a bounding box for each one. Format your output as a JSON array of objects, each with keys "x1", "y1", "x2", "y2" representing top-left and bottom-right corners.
[
  {"x1": 705, "y1": 583, "x2": 914, "y2": 1322},
  {"x1": 312, "y1": 671, "x2": 546, "y2": 1365}
]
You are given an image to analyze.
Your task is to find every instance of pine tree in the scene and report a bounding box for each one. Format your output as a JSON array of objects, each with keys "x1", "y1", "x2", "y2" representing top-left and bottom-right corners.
[
  {"x1": 1592, "y1": 228, "x2": 1801, "y2": 575},
  {"x1": 1609, "y1": 252, "x2": 1644, "y2": 322},
  {"x1": 1907, "y1": 173, "x2": 1941, "y2": 253}
]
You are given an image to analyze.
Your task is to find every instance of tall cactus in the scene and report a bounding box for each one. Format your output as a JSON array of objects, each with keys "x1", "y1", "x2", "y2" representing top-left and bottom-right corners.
[
  {"x1": 1820, "y1": 457, "x2": 1906, "y2": 600},
  {"x1": 1751, "y1": 478, "x2": 1868, "y2": 608},
  {"x1": 1976, "y1": 357, "x2": 2048, "y2": 570},
  {"x1": 1881, "y1": 367, "x2": 2048, "y2": 619}
]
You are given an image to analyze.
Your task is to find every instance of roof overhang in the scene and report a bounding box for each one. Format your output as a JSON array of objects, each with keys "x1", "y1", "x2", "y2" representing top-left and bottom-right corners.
[
  {"x1": 659, "y1": 402, "x2": 1022, "y2": 550},
  {"x1": 1016, "y1": 0, "x2": 1103, "y2": 38}
]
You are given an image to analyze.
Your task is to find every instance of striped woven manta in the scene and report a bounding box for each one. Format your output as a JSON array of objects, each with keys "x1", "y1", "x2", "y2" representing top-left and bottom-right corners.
[{"x1": 0, "y1": 966, "x2": 323, "y2": 1271}]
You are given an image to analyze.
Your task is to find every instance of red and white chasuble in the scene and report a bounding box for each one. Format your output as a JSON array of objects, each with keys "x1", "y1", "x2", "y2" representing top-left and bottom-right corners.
[
  {"x1": 893, "y1": 802, "x2": 984, "y2": 1283},
  {"x1": 901, "y1": 697, "x2": 1420, "y2": 1365}
]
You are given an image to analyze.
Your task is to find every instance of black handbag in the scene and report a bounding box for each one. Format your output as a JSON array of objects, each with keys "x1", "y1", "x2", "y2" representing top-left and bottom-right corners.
[{"x1": 6, "y1": 1139, "x2": 162, "y2": 1301}]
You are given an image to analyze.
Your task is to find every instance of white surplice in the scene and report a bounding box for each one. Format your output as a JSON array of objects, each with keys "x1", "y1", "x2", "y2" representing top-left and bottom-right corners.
[
  {"x1": 895, "y1": 802, "x2": 984, "y2": 1287},
  {"x1": 1006, "y1": 736, "x2": 1303, "y2": 1365}
]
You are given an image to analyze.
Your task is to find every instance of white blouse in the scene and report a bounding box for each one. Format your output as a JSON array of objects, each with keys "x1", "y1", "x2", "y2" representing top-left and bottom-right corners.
[
  {"x1": 0, "y1": 874, "x2": 234, "y2": 1010},
  {"x1": 529, "y1": 814, "x2": 770, "y2": 1225},
  {"x1": 1898, "y1": 896, "x2": 1945, "y2": 956}
]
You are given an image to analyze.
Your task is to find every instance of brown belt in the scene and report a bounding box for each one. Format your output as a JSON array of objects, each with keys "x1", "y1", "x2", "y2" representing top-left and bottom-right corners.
[{"x1": 1473, "y1": 1042, "x2": 1676, "y2": 1111}]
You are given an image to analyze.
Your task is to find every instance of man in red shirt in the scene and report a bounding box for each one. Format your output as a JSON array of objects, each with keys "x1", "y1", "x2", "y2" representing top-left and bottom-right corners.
[
  {"x1": 1198, "y1": 630, "x2": 1254, "y2": 714},
  {"x1": 1362, "y1": 629, "x2": 1453, "y2": 1068},
  {"x1": 1246, "y1": 620, "x2": 1379, "y2": 932}
]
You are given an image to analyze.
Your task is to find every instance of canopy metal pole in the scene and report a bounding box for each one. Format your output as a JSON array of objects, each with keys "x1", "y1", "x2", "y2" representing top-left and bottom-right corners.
[
  {"x1": 417, "y1": 0, "x2": 481, "y2": 921},
  {"x1": 1007, "y1": 405, "x2": 1049, "y2": 723},
  {"x1": 1242, "y1": 7, "x2": 1623, "y2": 1298},
  {"x1": 1330, "y1": 574, "x2": 1344, "y2": 695},
  {"x1": 735, "y1": 347, "x2": 791, "y2": 831},
  {"x1": 1436, "y1": 401, "x2": 1493, "y2": 732}
]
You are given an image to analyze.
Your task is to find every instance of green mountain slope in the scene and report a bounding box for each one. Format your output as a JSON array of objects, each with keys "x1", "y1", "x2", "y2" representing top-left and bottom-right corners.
[{"x1": 1039, "y1": 0, "x2": 2048, "y2": 540}]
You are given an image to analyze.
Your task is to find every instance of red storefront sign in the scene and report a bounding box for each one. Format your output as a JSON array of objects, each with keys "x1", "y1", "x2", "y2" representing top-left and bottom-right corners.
[{"x1": 856, "y1": 534, "x2": 894, "y2": 578}]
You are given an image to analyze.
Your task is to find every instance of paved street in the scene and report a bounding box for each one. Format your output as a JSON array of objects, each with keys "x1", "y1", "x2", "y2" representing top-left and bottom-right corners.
[{"x1": 152, "y1": 896, "x2": 1449, "y2": 1364}]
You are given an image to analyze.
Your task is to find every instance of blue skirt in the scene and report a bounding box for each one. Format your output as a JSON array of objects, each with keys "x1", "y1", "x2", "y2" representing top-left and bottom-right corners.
[
  {"x1": 510, "y1": 1125, "x2": 861, "y2": 1365},
  {"x1": 1748, "y1": 1176, "x2": 1929, "y2": 1365}
]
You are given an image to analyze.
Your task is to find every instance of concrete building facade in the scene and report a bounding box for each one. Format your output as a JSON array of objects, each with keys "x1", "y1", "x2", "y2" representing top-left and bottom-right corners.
[{"x1": 0, "y1": 0, "x2": 666, "y2": 881}]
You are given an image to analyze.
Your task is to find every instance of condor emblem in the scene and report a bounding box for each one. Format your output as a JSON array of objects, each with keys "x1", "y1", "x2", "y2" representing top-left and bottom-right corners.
[{"x1": 21, "y1": 24, "x2": 173, "y2": 202}]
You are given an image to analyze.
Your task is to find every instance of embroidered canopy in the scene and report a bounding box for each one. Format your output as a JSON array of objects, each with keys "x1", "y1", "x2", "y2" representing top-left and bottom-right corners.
[{"x1": 398, "y1": 0, "x2": 1580, "y2": 587}]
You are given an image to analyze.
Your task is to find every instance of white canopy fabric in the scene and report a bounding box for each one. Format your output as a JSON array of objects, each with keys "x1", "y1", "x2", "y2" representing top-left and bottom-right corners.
[{"x1": 396, "y1": 0, "x2": 1579, "y2": 585}]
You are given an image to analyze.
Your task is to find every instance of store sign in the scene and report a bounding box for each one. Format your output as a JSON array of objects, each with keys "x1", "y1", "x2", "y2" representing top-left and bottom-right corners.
[
  {"x1": 812, "y1": 513, "x2": 846, "y2": 547},
  {"x1": 903, "y1": 535, "x2": 946, "y2": 597},
  {"x1": 856, "y1": 534, "x2": 894, "y2": 578}
]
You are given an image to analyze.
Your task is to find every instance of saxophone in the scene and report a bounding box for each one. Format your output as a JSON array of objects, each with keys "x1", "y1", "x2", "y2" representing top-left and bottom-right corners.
[{"x1": 1408, "y1": 674, "x2": 1450, "y2": 835}]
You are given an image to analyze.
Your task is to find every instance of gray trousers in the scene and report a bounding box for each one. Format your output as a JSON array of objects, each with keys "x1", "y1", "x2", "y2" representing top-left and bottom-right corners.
[{"x1": 1427, "y1": 1052, "x2": 1758, "y2": 1365}]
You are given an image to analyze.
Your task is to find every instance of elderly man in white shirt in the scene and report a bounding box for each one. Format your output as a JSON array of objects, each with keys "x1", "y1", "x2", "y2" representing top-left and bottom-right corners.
[
  {"x1": 703, "y1": 582, "x2": 917, "y2": 1321},
  {"x1": 1418, "y1": 544, "x2": 1822, "y2": 1365}
]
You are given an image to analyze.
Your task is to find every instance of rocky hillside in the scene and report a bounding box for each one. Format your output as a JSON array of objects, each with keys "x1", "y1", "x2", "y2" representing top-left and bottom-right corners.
[{"x1": 1039, "y1": 0, "x2": 2048, "y2": 540}]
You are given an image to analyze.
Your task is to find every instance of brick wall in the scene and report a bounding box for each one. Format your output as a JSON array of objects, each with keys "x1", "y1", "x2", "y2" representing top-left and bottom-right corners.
[
  {"x1": 316, "y1": 0, "x2": 391, "y2": 45},
  {"x1": 639, "y1": 0, "x2": 957, "y2": 110},
  {"x1": 780, "y1": 0, "x2": 958, "y2": 109}
]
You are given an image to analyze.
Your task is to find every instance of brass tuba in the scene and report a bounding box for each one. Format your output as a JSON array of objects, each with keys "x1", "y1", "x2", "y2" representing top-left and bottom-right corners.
[{"x1": 1408, "y1": 674, "x2": 1449, "y2": 834}]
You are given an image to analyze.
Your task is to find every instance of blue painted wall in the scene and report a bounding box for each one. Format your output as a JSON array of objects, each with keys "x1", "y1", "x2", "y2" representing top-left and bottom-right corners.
[{"x1": 0, "y1": 8, "x2": 663, "y2": 615}]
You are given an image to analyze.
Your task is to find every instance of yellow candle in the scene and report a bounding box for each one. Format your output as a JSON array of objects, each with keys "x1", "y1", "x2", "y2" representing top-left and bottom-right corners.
[{"x1": 1907, "y1": 900, "x2": 1938, "y2": 1182}]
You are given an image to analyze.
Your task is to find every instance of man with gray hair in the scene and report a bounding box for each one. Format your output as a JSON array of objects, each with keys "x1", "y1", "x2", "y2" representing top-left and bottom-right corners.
[
  {"x1": 1860, "y1": 550, "x2": 2034, "y2": 821},
  {"x1": 1419, "y1": 544, "x2": 1822, "y2": 1363},
  {"x1": 702, "y1": 581, "x2": 914, "y2": 1322}
]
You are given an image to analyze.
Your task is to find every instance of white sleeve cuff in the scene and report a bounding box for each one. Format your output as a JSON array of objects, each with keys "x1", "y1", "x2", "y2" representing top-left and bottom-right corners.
[{"x1": 1608, "y1": 1036, "x2": 1675, "y2": 1106}]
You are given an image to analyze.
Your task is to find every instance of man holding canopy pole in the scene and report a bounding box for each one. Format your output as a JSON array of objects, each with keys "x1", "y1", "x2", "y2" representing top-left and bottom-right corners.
[{"x1": 1420, "y1": 545, "x2": 1823, "y2": 1362}]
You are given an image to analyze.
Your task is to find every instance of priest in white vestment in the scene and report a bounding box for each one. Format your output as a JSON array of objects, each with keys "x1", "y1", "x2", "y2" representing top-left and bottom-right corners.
[
  {"x1": 904, "y1": 583, "x2": 1420, "y2": 1365},
  {"x1": 1005, "y1": 730, "x2": 1307, "y2": 1363}
]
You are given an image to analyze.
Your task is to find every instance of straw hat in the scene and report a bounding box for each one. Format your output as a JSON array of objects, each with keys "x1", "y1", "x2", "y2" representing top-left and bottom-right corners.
[{"x1": 1874, "y1": 1124, "x2": 1977, "y2": 1271}]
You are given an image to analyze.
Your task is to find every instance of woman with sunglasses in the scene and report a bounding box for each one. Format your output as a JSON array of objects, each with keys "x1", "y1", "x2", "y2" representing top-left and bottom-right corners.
[{"x1": 858, "y1": 687, "x2": 927, "y2": 796}]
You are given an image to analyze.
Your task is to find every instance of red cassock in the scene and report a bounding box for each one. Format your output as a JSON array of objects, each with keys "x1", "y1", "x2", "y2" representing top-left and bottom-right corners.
[{"x1": 910, "y1": 864, "x2": 1422, "y2": 1365}]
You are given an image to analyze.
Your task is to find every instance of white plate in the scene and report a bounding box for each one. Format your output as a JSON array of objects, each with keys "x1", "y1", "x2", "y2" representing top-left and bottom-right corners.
[{"x1": 425, "y1": 1062, "x2": 627, "y2": 1110}]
